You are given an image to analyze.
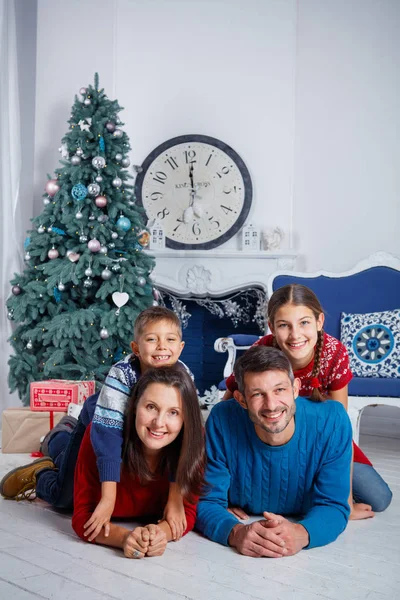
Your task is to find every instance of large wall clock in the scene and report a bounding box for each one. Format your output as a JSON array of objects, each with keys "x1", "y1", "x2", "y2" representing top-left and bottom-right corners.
[{"x1": 135, "y1": 134, "x2": 252, "y2": 250}]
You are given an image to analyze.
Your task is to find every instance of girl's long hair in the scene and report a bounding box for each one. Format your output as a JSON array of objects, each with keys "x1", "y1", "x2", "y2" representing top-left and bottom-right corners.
[
  {"x1": 268, "y1": 284, "x2": 325, "y2": 401},
  {"x1": 123, "y1": 365, "x2": 206, "y2": 499}
]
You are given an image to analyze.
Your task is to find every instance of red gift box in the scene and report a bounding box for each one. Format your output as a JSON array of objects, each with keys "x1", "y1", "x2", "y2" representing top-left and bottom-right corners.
[{"x1": 30, "y1": 379, "x2": 95, "y2": 413}]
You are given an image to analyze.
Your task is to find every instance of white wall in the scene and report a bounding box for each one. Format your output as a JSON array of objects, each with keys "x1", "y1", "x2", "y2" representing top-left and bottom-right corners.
[{"x1": 17, "y1": 0, "x2": 400, "y2": 432}]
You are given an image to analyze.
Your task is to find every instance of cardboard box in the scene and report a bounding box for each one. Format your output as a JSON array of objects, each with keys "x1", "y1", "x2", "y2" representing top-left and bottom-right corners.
[
  {"x1": 1, "y1": 408, "x2": 64, "y2": 453},
  {"x1": 30, "y1": 379, "x2": 95, "y2": 412}
]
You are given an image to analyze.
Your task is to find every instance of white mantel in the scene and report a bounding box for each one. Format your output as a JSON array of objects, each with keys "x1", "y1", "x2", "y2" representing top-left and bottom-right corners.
[{"x1": 146, "y1": 249, "x2": 297, "y2": 297}]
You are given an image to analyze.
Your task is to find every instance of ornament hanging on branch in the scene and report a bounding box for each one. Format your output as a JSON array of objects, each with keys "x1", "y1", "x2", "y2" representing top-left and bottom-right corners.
[
  {"x1": 12, "y1": 285, "x2": 22, "y2": 296},
  {"x1": 45, "y1": 179, "x2": 60, "y2": 197},
  {"x1": 92, "y1": 156, "x2": 106, "y2": 170},
  {"x1": 48, "y1": 246, "x2": 59, "y2": 260},
  {"x1": 88, "y1": 239, "x2": 101, "y2": 252},
  {"x1": 100, "y1": 328, "x2": 109, "y2": 339},
  {"x1": 71, "y1": 183, "x2": 88, "y2": 202},
  {"x1": 116, "y1": 215, "x2": 131, "y2": 232}
]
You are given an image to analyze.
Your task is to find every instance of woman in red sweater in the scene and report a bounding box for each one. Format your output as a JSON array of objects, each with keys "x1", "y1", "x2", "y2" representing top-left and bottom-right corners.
[{"x1": 72, "y1": 365, "x2": 205, "y2": 559}]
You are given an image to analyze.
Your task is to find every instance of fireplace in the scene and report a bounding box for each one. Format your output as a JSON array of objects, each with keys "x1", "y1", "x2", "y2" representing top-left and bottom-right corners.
[{"x1": 146, "y1": 248, "x2": 297, "y2": 399}]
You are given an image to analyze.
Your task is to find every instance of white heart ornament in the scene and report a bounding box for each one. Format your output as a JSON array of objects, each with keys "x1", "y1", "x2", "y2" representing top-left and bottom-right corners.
[
  {"x1": 112, "y1": 292, "x2": 129, "y2": 308},
  {"x1": 67, "y1": 252, "x2": 81, "y2": 262}
]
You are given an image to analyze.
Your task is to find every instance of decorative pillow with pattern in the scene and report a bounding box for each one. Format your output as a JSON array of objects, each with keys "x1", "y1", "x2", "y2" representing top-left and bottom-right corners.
[{"x1": 340, "y1": 309, "x2": 400, "y2": 377}]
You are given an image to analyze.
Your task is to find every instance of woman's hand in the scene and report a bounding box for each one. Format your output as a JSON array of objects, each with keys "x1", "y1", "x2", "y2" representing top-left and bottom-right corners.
[
  {"x1": 84, "y1": 496, "x2": 115, "y2": 542},
  {"x1": 144, "y1": 523, "x2": 168, "y2": 557},
  {"x1": 123, "y1": 527, "x2": 150, "y2": 559},
  {"x1": 162, "y1": 500, "x2": 187, "y2": 541}
]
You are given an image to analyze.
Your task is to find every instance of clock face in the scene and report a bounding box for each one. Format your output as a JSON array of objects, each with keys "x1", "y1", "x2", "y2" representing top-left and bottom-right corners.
[{"x1": 135, "y1": 135, "x2": 252, "y2": 250}]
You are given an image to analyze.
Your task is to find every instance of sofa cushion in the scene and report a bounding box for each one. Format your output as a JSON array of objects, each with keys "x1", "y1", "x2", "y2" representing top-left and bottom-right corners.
[
  {"x1": 349, "y1": 377, "x2": 400, "y2": 397},
  {"x1": 341, "y1": 309, "x2": 400, "y2": 378},
  {"x1": 227, "y1": 334, "x2": 259, "y2": 347}
]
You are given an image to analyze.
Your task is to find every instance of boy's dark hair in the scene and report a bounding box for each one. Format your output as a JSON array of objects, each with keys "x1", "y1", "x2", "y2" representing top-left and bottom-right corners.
[
  {"x1": 234, "y1": 345, "x2": 295, "y2": 394},
  {"x1": 267, "y1": 284, "x2": 324, "y2": 401},
  {"x1": 133, "y1": 306, "x2": 182, "y2": 340},
  {"x1": 123, "y1": 365, "x2": 205, "y2": 500}
]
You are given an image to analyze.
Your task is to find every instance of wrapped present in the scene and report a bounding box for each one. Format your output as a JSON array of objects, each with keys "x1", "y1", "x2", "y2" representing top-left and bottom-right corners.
[
  {"x1": 2, "y1": 408, "x2": 64, "y2": 453},
  {"x1": 30, "y1": 379, "x2": 95, "y2": 412}
]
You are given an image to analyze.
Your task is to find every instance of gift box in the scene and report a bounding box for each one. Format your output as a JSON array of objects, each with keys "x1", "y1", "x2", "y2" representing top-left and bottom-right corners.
[
  {"x1": 1, "y1": 408, "x2": 64, "y2": 453},
  {"x1": 30, "y1": 379, "x2": 95, "y2": 412}
]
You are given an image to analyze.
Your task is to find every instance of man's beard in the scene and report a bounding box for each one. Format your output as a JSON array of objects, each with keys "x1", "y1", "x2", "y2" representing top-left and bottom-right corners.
[{"x1": 247, "y1": 401, "x2": 296, "y2": 435}]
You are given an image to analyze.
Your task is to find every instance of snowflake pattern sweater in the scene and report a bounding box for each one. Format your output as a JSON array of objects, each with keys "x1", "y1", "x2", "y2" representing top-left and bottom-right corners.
[
  {"x1": 196, "y1": 397, "x2": 352, "y2": 549},
  {"x1": 90, "y1": 354, "x2": 192, "y2": 482}
]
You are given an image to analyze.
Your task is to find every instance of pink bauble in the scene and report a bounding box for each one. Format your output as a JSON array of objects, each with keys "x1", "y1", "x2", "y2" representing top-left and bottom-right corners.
[
  {"x1": 45, "y1": 179, "x2": 60, "y2": 197},
  {"x1": 95, "y1": 195, "x2": 108, "y2": 208},
  {"x1": 48, "y1": 248, "x2": 59, "y2": 260},
  {"x1": 88, "y1": 239, "x2": 101, "y2": 252}
]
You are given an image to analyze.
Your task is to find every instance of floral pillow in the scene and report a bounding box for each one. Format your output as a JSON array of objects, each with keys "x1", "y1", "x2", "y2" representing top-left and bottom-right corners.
[{"x1": 340, "y1": 309, "x2": 400, "y2": 377}]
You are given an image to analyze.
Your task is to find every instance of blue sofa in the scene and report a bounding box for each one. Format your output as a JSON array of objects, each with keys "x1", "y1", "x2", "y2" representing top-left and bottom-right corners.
[{"x1": 214, "y1": 252, "x2": 400, "y2": 443}]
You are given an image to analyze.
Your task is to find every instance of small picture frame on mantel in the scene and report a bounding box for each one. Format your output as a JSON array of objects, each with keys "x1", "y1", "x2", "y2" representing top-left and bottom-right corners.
[
  {"x1": 241, "y1": 223, "x2": 260, "y2": 251},
  {"x1": 148, "y1": 219, "x2": 165, "y2": 250}
]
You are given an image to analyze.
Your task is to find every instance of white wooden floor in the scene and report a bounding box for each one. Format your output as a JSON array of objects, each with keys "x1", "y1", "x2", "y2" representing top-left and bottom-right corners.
[{"x1": 0, "y1": 433, "x2": 398, "y2": 600}]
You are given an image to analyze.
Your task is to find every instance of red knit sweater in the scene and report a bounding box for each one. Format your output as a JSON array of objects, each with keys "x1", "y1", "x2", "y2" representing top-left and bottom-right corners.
[{"x1": 72, "y1": 424, "x2": 198, "y2": 541}]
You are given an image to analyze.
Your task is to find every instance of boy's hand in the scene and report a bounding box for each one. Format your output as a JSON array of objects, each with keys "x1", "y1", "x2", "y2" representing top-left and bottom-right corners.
[
  {"x1": 84, "y1": 496, "x2": 115, "y2": 542},
  {"x1": 162, "y1": 501, "x2": 187, "y2": 541}
]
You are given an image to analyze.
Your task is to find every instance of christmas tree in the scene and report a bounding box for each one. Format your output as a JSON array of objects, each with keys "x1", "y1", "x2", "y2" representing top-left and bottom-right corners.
[{"x1": 7, "y1": 74, "x2": 155, "y2": 405}]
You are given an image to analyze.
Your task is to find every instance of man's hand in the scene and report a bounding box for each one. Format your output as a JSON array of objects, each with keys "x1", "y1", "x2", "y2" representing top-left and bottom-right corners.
[
  {"x1": 123, "y1": 527, "x2": 150, "y2": 559},
  {"x1": 228, "y1": 506, "x2": 249, "y2": 520},
  {"x1": 83, "y1": 496, "x2": 115, "y2": 542},
  {"x1": 349, "y1": 502, "x2": 375, "y2": 520},
  {"x1": 261, "y1": 511, "x2": 309, "y2": 556},
  {"x1": 228, "y1": 521, "x2": 287, "y2": 558},
  {"x1": 144, "y1": 523, "x2": 168, "y2": 557}
]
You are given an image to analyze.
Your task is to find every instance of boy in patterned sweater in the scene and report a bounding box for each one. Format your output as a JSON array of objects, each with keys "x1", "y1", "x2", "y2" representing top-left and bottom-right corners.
[{"x1": 84, "y1": 306, "x2": 191, "y2": 542}]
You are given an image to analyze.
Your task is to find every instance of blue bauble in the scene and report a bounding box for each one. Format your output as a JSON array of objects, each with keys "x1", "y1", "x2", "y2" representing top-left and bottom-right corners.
[
  {"x1": 116, "y1": 216, "x2": 132, "y2": 232},
  {"x1": 71, "y1": 183, "x2": 88, "y2": 202}
]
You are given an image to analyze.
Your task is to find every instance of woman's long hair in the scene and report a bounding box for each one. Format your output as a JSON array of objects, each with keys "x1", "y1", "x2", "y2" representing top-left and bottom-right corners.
[
  {"x1": 123, "y1": 365, "x2": 206, "y2": 500},
  {"x1": 268, "y1": 284, "x2": 325, "y2": 401}
]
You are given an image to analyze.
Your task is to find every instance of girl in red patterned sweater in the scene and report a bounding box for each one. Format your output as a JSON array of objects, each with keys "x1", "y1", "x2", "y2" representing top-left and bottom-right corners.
[
  {"x1": 72, "y1": 365, "x2": 205, "y2": 558},
  {"x1": 224, "y1": 284, "x2": 392, "y2": 519}
]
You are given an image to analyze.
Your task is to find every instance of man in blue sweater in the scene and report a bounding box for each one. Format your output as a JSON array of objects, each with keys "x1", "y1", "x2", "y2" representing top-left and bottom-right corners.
[{"x1": 196, "y1": 345, "x2": 353, "y2": 557}]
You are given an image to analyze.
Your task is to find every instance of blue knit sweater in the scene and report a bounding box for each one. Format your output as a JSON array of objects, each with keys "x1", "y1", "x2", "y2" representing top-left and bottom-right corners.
[{"x1": 196, "y1": 397, "x2": 352, "y2": 550}]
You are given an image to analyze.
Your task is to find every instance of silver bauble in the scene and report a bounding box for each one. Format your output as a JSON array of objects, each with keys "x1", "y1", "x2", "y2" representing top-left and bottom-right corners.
[
  {"x1": 111, "y1": 264, "x2": 121, "y2": 272},
  {"x1": 48, "y1": 247, "x2": 59, "y2": 260},
  {"x1": 121, "y1": 157, "x2": 130, "y2": 167},
  {"x1": 97, "y1": 214, "x2": 108, "y2": 223},
  {"x1": 38, "y1": 225, "x2": 45, "y2": 234},
  {"x1": 83, "y1": 278, "x2": 93, "y2": 288},
  {"x1": 24, "y1": 252, "x2": 31, "y2": 261},
  {"x1": 85, "y1": 267, "x2": 93, "y2": 277},
  {"x1": 76, "y1": 148, "x2": 84, "y2": 157},
  {"x1": 79, "y1": 87, "x2": 87, "y2": 95},
  {"x1": 7, "y1": 310, "x2": 14, "y2": 320},
  {"x1": 115, "y1": 153, "x2": 123, "y2": 161},
  {"x1": 76, "y1": 211, "x2": 83, "y2": 219},
  {"x1": 99, "y1": 246, "x2": 108, "y2": 254},
  {"x1": 79, "y1": 234, "x2": 88, "y2": 243},
  {"x1": 43, "y1": 197, "x2": 51, "y2": 206},
  {"x1": 111, "y1": 231, "x2": 119, "y2": 239},
  {"x1": 95, "y1": 175, "x2": 103, "y2": 183},
  {"x1": 92, "y1": 156, "x2": 106, "y2": 169},
  {"x1": 100, "y1": 328, "x2": 109, "y2": 339},
  {"x1": 12, "y1": 285, "x2": 21, "y2": 295},
  {"x1": 88, "y1": 183, "x2": 101, "y2": 196},
  {"x1": 84, "y1": 98, "x2": 91, "y2": 106},
  {"x1": 58, "y1": 282, "x2": 65, "y2": 292},
  {"x1": 71, "y1": 155, "x2": 81, "y2": 166},
  {"x1": 108, "y1": 242, "x2": 115, "y2": 249},
  {"x1": 101, "y1": 268, "x2": 112, "y2": 280},
  {"x1": 137, "y1": 276, "x2": 146, "y2": 287},
  {"x1": 26, "y1": 340, "x2": 33, "y2": 350},
  {"x1": 113, "y1": 129, "x2": 123, "y2": 139},
  {"x1": 89, "y1": 213, "x2": 96, "y2": 221},
  {"x1": 112, "y1": 177, "x2": 122, "y2": 188},
  {"x1": 105, "y1": 122, "x2": 115, "y2": 132}
]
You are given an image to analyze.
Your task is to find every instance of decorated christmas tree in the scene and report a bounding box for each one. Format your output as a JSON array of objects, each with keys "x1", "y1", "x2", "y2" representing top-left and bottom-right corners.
[{"x1": 6, "y1": 74, "x2": 155, "y2": 405}]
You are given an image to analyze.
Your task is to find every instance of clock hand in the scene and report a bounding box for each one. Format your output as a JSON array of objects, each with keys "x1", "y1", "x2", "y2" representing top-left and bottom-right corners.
[{"x1": 189, "y1": 163, "x2": 196, "y2": 207}]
